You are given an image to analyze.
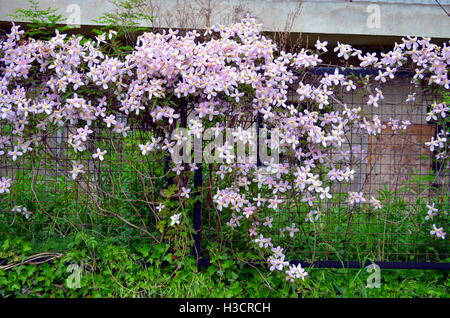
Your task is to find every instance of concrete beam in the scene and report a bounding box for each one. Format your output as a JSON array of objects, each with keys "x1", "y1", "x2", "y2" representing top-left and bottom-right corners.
[{"x1": 0, "y1": 0, "x2": 449, "y2": 39}]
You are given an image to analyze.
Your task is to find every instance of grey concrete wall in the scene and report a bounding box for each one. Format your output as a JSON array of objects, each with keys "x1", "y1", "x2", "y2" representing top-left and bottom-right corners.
[{"x1": 0, "y1": 0, "x2": 449, "y2": 39}]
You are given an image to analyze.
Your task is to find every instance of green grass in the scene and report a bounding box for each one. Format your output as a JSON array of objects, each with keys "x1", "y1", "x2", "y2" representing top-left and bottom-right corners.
[
  {"x1": 0, "y1": 236, "x2": 448, "y2": 298},
  {"x1": 1, "y1": 151, "x2": 448, "y2": 260},
  {"x1": 201, "y1": 188, "x2": 449, "y2": 264},
  {"x1": 0, "y1": 130, "x2": 448, "y2": 298}
]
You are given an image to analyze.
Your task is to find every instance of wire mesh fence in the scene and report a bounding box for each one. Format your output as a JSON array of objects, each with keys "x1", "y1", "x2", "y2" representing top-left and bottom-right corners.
[
  {"x1": 0, "y1": 120, "x2": 169, "y2": 248},
  {"x1": 200, "y1": 71, "x2": 449, "y2": 267},
  {"x1": 0, "y1": 69, "x2": 449, "y2": 268}
]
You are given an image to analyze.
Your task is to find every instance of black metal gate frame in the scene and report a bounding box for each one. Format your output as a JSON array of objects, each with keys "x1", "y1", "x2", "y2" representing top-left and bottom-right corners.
[{"x1": 191, "y1": 67, "x2": 450, "y2": 270}]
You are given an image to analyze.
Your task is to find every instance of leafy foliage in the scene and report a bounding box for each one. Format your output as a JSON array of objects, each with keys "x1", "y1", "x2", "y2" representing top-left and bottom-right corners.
[
  {"x1": 0, "y1": 0, "x2": 448, "y2": 289},
  {"x1": 0, "y1": 236, "x2": 448, "y2": 298},
  {"x1": 7, "y1": 0, "x2": 74, "y2": 39}
]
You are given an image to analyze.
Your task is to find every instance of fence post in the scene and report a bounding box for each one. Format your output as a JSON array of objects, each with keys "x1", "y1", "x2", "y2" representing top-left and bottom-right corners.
[
  {"x1": 193, "y1": 162, "x2": 203, "y2": 266},
  {"x1": 256, "y1": 114, "x2": 262, "y2": 167},
  {"x1": 182, "y1": 97, "x2": 202, "y2": 266}
]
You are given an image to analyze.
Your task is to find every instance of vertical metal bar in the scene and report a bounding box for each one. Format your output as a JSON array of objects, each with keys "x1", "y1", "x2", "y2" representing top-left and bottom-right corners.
[
  {"x1": 165, "y1": 98, "x2": 188, "y2": 186},
  {"x1": 180, "y1": 98, "x2": 188, "y2": 128},
  {"x1": 179, "y1": 97, "x2": 203, "y2": 265},
  {"x1": 256, "y1": 114, "x2": 262, "y2": 167},
  {"x1": 193, "y1": 164, "x2": 203, "y2": 265}
]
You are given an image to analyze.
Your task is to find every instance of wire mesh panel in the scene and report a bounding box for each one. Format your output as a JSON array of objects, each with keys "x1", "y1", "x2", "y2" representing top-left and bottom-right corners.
[
  {"x1": 0, "y1": 119, "x2": 172, "y2": 250},
  {"x1": 200, "y1": 73, "x2": 449, "y2": 266},
  {"x1": 0, "y1": 70, "x2": 448, "y2": 267}
]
